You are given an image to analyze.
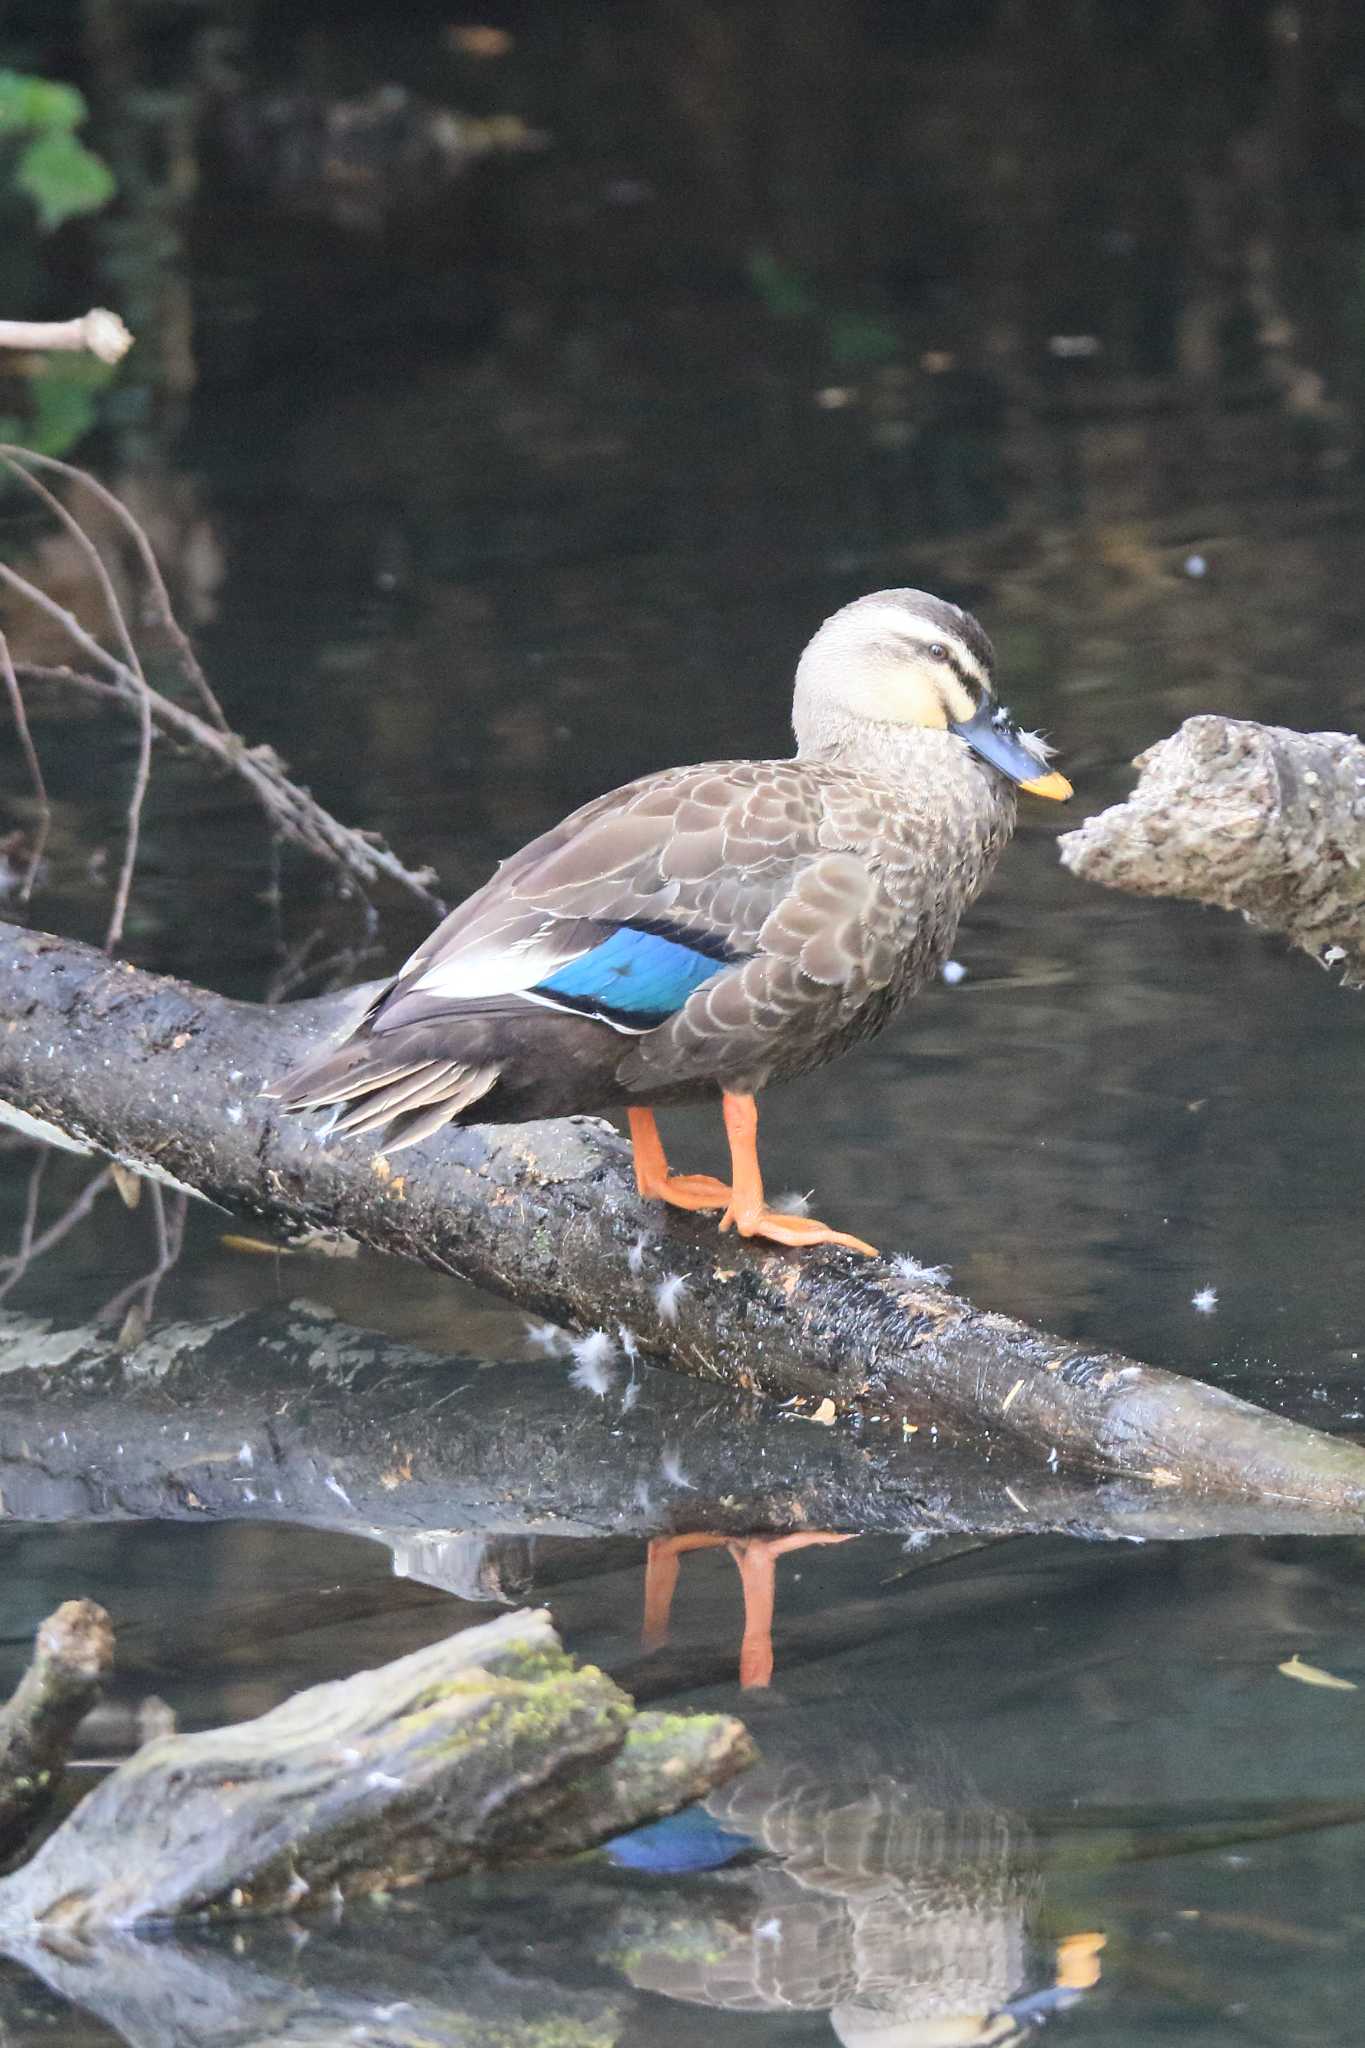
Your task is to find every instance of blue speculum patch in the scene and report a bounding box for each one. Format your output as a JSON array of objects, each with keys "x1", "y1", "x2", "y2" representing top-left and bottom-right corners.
[{"x1": 535, "y1": 924, "x2": 725, "y2": 1026}]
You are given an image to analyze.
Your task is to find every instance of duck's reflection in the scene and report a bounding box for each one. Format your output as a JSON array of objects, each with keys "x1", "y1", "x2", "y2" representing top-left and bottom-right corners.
[{"x1": 611, "y1": 1726, "x2": 1102, "y2": 2044}]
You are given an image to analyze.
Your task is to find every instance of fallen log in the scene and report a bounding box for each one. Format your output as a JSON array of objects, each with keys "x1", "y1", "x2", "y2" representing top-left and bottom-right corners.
[
  {"x1": 3, "y1": 920, "x2": 1365, "y2": 1509},
  {"x1": 1059, "y1": 716, "x2": 1365, "y2": 987},
  {"x1": 0, "y1": 1607, "x2": 750, "y2": 1933},
  {"x1": 2, "y1": 1303, "x2": 1362, "y2": 1549},
  {"x1": 0, "y1": 1600, "x2": 112, "y2": 1863}
]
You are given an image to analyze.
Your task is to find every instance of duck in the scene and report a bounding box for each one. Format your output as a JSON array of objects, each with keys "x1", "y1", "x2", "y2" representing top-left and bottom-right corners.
[{"x1": 268, "y1": 589, "x2": 1070, "y2": 1255}]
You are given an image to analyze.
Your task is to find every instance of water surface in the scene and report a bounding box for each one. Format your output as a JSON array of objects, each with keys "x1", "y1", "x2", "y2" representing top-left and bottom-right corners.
[{"x1": 1, "y1": 3, "x2": 1364, "y2": 2041}]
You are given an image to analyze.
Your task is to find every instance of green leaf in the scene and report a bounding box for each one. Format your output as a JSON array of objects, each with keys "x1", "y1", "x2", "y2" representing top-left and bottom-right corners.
[
  {"x1": 15, "y1": 128, "x2": 116, "y2": 230},
  {"x1": 0, "y1": 69, "x2": 88, "y2": 136},
  {"x1": 0, "y1": 355, "x2": 115, "y2": 458},
  {"x1": 747, "y1": 248, "x2": 818, "y2": 321}
]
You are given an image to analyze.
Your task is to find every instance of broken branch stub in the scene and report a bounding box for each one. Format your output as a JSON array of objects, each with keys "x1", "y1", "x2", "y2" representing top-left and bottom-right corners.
[
  {"x1": 0, "y1": 1609, "x2": 752, "y2": 1932},
  {"x1": 0, "y1": 1600, "x2": 113, "y2": 1862},
  {"x1": 1059, "y1": 716, "x2": 1365, "y2": 987}
]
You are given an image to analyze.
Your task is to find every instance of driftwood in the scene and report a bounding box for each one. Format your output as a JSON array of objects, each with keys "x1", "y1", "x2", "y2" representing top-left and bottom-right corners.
[
  {"x1": 3, "y1": 919, "x2": 1365, "y2": 1511},
  {"x1": 1059, "y1": 716, "x2": 1365, "y2": 987},
  {"x1": 0, "y1": 1599, "x2": 112, "y2": 1863},
  {"x1": 0, "y1": 1607, "x2": 750, "y2": 1933},
  {"x1": 2, "y1": 1303, "x2": 1362, "y2": 1551}
]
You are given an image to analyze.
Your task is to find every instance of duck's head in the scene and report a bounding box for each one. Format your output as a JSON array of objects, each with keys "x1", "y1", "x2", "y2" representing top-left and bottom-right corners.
[{"x1": 792, "y1": 589, "x2": 1071, "y2": 800}]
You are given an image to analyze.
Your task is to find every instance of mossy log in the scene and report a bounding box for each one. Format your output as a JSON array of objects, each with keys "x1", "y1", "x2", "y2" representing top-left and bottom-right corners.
[
  {"x1": 3, "y1": 921, "x2": 1365, "y2": 1511},
  {"x1": 1059, "y1": 717, "x2": 1365, "y2": 986},
  {"x1": 2, "y1": 1303, "x2": 1362, "y2": 1553},
  {"x1": 0, "y1": 1608, "x2": 751, "y2": 1934},
  {"x1": 0, "y1": 1600, "x2": 112, "y2": 1864}
]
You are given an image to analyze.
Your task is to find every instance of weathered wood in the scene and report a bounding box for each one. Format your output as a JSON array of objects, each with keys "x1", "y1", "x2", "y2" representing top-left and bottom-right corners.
[
  {"x1": 3, "y1": 920, "x2": 1365, "y2": 1510},
  {"x1": 0, "y1": 1600, "x2": 112, "y2": 1863},
  {"x1": 1059, "y1": 717, "x2": 1365, "y2": 986},
  {"x1": 0, "y1": 1608, "x2": 751, "y2": 1933},
  {"x1": 2, "y1": 1304, "x2": 1362, "y2": 1550}
]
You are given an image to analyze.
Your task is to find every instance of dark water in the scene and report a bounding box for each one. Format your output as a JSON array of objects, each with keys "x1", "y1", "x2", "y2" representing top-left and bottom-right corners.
[{"x1": 1, "y1": 2, "x2": 1365, "y2": 2041}]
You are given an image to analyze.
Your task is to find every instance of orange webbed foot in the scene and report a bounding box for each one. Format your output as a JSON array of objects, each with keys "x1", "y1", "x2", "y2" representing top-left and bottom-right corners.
[
  {"x1": 647, "y1": 1173, "x2": 733, "y2": 1213},
  {"x1": 720, "y1": 1204, "x2": 877, "y2": 1256},
  {"x1": 629, "y1": 1108, "x2": 731, "y2": 1212}
]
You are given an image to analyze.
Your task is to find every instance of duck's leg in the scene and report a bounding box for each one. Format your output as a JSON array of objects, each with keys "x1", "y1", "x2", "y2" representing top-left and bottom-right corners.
[
  {"x1": 717, "y1": 1092, "x2": 877, "y2": 1255},
  {"x1": 726, "y1": 1533, "x2": 856, "y2": 1687},
  {"x1": 628, "y1": 1107, "x2": 731, "y2": 1211}
]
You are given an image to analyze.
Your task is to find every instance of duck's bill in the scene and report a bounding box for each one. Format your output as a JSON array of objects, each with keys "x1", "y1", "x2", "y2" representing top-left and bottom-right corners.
[{"x1": 950, "y1": 703, "x2": 1073, "y2": 801}]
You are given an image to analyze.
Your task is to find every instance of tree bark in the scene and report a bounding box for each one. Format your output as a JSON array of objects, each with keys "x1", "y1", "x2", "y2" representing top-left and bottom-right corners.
[
  {"x1": 2, "y1": 1303, "x2": 1362, "y2": 1552},
  {"x1": 0, "y1": 1600, "x2": 113, "y2": 1864},
  {"x1": 3, "y1": 919, "x2": 1365, "y2": 1510},
  {"x1": 0, "y1": 1607, "x2": 750, "y2": 1934},
  {"x1": 1059, "y1": 717, "x2": 1365, "y2": 986}
]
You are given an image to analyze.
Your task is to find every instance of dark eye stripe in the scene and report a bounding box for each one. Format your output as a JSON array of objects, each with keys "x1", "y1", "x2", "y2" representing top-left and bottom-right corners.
[{"x1": 902, "y1": 636, "x2": 981, "y2": 694}]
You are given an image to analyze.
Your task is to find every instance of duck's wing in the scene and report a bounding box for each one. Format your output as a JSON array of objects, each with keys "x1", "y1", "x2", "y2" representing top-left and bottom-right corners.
[{"x1": 367, "y1": 758, "x2": 898, "y2": 1040}]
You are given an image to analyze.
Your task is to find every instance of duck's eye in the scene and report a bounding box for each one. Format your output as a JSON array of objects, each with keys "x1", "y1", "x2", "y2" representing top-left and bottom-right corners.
[{"x1": 927, "y1": 643, "x2": 950, "y2": 663}]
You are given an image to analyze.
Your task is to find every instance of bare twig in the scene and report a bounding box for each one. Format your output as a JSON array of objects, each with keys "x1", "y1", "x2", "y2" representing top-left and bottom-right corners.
[
  {"x1": 0, "y1": 311, "x2": 132, "y2": 364},
  {"x1": 0, "y1": 459, "x2": 156, "y2": 950},
  {"x1": 5, "y1": 651, "x2": 441, "y2": 911},
  {"x1": 0, "y1": 454, "x2": 441, "y2": 919},
  {"x1": 98, "y1": 1185, "x2": 188, "y2": 1338},
  {"x1": 0, "y1": 1169, "x2": 113, "y2": 1301},
  {"x1": 0, "y1": 631, "x2": 49, "y2": 903},
  {"x1": 0, "y1": 1151, "x2": 47, "y2": 1306},
  {"x1": 0, "y1": 447, "x2": 228, "y2": 730}
]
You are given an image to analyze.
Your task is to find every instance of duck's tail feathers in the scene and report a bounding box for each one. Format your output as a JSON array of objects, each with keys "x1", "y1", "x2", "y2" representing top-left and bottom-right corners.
[{"x1": 265, "y1": 1037, "x2": 500, "y2": 1153}]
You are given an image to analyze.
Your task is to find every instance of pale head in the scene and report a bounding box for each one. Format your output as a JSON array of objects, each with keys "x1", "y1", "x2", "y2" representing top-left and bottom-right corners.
[
  {"x1": 792, "y1": 588, "x2": 1071, "y2": 800},
  {"x1": 792, "y1": 590, "x2": 994, "y2": 751}
]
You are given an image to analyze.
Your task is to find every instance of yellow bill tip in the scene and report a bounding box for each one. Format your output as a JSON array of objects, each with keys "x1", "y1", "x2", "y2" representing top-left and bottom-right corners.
[{"x1": 1020, "y1": 769, "x2": 1073, "y2": 801}]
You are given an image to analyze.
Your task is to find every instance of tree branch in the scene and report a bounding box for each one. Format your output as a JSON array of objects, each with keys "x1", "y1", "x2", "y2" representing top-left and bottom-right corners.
[{"x1": 3, "y1": 919, "x2": 1365, "y2": 1510}]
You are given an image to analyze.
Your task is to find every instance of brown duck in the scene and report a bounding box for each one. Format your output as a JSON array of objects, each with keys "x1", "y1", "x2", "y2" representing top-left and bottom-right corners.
[{"x1": 268, "y1": 589, "x2": 1070, "y2": 1255}]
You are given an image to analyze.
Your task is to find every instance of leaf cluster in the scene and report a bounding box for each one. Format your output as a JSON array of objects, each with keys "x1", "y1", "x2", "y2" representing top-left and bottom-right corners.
[{"x1": 0, "y1": 68, "x2": 116, "y2": 231}]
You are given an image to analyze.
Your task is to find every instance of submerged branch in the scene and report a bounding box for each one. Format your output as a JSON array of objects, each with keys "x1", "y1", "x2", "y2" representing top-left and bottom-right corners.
[
  {"x1": 0, "y1": 1609, "x2": 751, "y2": 1932},
  {"x1": 1060, "y1": 716, "x2": 1365, "y2": 987},
  {"x1": 3, "y1": 921, "x2": 1365, "y2": 1510}
]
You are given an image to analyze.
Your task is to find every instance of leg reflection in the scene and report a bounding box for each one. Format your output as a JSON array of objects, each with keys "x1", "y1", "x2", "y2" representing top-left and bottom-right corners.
[{"x1": 643, "y1": 1531, "x2": 854, "y2": 1686}]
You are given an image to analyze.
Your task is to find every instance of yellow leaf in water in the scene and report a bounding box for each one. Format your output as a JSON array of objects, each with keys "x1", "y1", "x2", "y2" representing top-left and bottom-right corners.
[
  {"x1": 810, "y1": 1397, "x2": 837, "y2": 1425},
  {"x1": 220, "y1": 1234, "x2": 291, "y2": 1256},
  {"x1": 110, "y1": 1163, "x2": 142, "y2": 1210},
  {"x1": 1278, "y1": 1652, "x2": 1357, "y2": 1692}
]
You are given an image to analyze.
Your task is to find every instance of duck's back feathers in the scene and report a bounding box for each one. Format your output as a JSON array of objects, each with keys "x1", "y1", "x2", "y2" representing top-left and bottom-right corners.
[{"x1": 268, "y1": 747, "x2": 1015, "y2": 1148}]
